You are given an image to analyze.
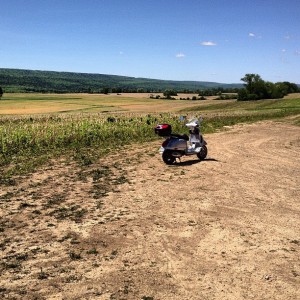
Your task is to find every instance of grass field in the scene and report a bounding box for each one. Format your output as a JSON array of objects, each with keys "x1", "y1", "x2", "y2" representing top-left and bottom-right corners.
[{"x1": 0, "y1": 93, "x2": 299, "y2": 180}]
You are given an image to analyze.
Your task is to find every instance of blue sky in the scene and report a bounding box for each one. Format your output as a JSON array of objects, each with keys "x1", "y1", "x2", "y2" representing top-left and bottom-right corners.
[{"x1": 1, "y1": 0, "x2": 299, "y2": 83}]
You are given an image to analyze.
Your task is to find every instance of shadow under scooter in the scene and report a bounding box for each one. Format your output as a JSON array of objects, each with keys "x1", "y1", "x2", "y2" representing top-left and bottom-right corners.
[{"x1": 171, "y1": 157, "x2": 219, "y2": 166}]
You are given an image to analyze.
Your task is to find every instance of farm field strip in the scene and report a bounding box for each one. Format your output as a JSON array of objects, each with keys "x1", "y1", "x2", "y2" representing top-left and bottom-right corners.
[
  {"x1": 0, "y1": 93, "x2": 299, "y2": 180},
  {"x1": 0, "y1": 93, "x2": 219, "y2": 114}
]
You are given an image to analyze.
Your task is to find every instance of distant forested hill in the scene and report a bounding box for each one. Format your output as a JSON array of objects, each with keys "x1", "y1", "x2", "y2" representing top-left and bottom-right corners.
[{"x1": 0, "y1": 68, "x2": 242, "y2": 93}]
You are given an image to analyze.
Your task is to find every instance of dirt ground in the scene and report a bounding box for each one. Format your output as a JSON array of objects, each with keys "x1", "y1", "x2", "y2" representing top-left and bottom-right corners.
[{"x1": 1, "y1": 121, "x2": 299, "y2": 300}]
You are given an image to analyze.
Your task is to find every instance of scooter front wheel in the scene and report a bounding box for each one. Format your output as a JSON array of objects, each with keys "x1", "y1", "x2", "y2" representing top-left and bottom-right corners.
[
  {"x1": 197, "y1": 145, "x2": 207, "y2": 160},
  {"x1": 162, "y1": 150, "x2": 176, "y2": 165}
]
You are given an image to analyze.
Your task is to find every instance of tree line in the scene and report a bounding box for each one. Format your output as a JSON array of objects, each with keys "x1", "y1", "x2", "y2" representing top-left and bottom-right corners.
[
  {"x1": 238, "y1": 74, "x2": 299, "y2": 100},
  {"x1": 153, "y1": 74, "x2": 300, "y2": 101},
  {"x1": 0, "y1": 68, "x2": 241, "y2": 94},
  {"x1": 0, "y1": 69, "x2": 299, "y2": 100}
]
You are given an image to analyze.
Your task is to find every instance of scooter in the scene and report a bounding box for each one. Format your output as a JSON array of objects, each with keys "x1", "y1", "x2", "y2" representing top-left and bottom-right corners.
[{"x1": 154, "y1": 118, "x2": 207, "y2": 165}]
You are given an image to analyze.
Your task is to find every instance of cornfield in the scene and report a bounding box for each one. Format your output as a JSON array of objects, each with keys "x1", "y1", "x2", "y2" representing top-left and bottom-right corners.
[{"x1": 0, "y1": 113, "x2": 187, "y2": 174}]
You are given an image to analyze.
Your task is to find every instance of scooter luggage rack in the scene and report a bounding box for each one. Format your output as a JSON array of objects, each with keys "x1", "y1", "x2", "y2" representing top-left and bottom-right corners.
[{"x1": 154, "y1": 124, "x2": 172, "y2": 137}]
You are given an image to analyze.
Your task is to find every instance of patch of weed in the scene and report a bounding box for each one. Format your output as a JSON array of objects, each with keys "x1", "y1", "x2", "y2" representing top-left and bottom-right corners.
[
  {"x1": 91, "y1": 183, "x2": 110, "y2": 199},
  {"x1": 0, "y1": 192, "x2": 15, "y2": 201},
  {"x1": 0, "y1": 175, "x2": 16, "y2": 186},
  {"x1": 49, "y1": 205, "x2": 87, "y2": 222},
  {"x1": 37, "y1": 268, "x2": 49, "y2": 280},
  {"x1": 18, "y1": 202, "x2": 35, "y2": 209},
  {"x1": 69, "y1": 251, "x2": 82, "y2": 260},
  {"x1": 96, "y1": 200, "x2": 104, "y2": 209},
  {"x1": 90, "y1": 166, "x2": 112, "y2": 181},
  {"x1": 45, "y1": 194, "x2": 67, "y2": 207},
  {"x1": 86, "y1": 248, "x2": 99, "y2": 255},
  {"x1": 113, "y1": 175, "x2": 129, "y2": 185}
]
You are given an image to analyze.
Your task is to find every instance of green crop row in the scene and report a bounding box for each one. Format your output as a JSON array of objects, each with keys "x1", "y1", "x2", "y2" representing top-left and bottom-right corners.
[
  {"x1": 0, "y1": 113, "x2": 188, "y2": 178},
  {"x1": 0, "y1": 114, "x2": 187, "y2": 155}
]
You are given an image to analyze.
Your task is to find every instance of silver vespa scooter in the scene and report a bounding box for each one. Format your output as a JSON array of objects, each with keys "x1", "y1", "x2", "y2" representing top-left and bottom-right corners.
[{"x1": 155, "y1": 118, "x2": 207, "y2": 165}]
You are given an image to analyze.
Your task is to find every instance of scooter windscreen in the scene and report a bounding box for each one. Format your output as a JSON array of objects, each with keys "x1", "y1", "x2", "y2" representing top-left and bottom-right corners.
[{"x1": 185, "y1": 118, "x2": 199, "y2": 128}]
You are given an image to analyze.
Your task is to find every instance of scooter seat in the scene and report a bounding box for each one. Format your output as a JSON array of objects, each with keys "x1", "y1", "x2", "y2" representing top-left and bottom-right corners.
[{"x1": 170, "y1": 133, "x2": 189, "y2": 141}]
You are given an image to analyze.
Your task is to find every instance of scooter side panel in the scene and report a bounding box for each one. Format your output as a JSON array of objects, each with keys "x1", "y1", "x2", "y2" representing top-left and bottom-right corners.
[{"x1": 165, "y1": 138, "x2": 187, "y2": 151}]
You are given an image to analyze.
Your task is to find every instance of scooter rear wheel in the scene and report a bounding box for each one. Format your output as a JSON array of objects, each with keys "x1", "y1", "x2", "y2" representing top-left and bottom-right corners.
[
  {"x1": 162, "y1": 150, "x2": 176, "y2": 165},
  {"x1": 197, "y1": 145, "x2": 207, "y2": 160}
]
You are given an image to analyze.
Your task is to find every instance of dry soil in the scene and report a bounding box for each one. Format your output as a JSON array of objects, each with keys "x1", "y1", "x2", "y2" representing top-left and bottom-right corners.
[{"x1": 0, "y1": 121, "x2": 299, "y2": 300}]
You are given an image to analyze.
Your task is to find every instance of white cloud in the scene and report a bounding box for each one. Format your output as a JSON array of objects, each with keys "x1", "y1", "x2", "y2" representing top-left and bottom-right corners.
[
  {"x1": 176, "y1": 52, "x2": 186, "y2": 58},
  {"x1": 201, "y1": 41, "x2": 217, "y2": 46},
  {"x1": 281, "y1": 49, "x2": 287, "y2": 53},
  {"x1": 295, "y1": 50, "x2": 300, "y2": 56},
  {"x1": 249, "y1": 32, "x2": 262, "y2": 39}
]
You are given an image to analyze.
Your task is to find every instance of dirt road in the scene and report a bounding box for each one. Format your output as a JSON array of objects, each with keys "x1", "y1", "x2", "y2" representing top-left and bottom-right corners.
[{"x1": 1, "y1": 121, "x2": 299, "y2": 300}]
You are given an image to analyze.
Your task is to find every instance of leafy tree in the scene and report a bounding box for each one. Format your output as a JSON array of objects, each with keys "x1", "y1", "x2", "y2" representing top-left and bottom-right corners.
[
  {"x1": 241, "y1": 74, "x2": 263, "y2": 94},
  {"x1": 239, "y1": 73, "x2": 299, "y2": 101},
  {"x1": 237, "y1": 88, "x2": 249, "y2": 101},
  {"x1": 276, "y1": 81, "x2": 299, "y2": 95},
  {"x1": 163, "y1": 89, "x2": 177, "y2": 99},
  {"x1": 0, "y1": 86, "x2": 3, "y2": 98},
  {"x1": 253, "y1": 79, "x2": 269, "y2": 99},
  {"x1": 264, "y1": 82, "x2": 284, "y2": 99},
  {"x1": 101, "y1": 87, "x2": 110, "y2": 94}
]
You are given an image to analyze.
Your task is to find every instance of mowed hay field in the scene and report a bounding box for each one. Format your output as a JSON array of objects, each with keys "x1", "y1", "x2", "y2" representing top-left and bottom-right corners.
[
  {"x1": 1, "y1": 92, "x2": 299, "y2": 116},
  {"x1": 0, "y1": 93, "x2": 219, "y2": 114},
  {"x1": 0, "y1": 93, "x2": 300, "y2": 299}
]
